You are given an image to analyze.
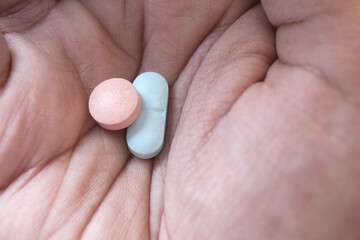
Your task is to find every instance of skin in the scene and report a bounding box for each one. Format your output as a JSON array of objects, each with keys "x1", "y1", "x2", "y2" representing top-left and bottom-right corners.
[{"x1": 0, "y1": 0, "x2": 359, "y2": 239}]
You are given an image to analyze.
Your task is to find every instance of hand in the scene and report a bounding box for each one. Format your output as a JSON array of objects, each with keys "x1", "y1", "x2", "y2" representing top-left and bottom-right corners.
[{"x1": 1, "y1": 0, "x2": 359, "y2": 239}]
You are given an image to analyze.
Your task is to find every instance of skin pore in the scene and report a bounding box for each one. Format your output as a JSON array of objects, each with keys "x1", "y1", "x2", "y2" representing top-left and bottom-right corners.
[{"x1": 0, "y1": 0, "x2": 360, "y2": 239}]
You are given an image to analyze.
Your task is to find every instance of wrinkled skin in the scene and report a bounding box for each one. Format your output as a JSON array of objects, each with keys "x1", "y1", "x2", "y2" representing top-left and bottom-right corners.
[{"x1": 0, "y1": 0, "x2": 360, "y2": 239}]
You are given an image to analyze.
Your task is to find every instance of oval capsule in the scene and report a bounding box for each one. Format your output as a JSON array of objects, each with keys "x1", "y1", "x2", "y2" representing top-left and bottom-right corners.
[{"x1": 126, "y1": 72, "x2": 169, "y2": 159}]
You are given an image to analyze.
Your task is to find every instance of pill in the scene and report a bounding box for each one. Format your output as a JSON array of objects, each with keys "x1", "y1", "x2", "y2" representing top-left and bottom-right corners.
[
  {"x1": 126, "y1": 72, "x2": 169, "y2": 159},
  {"x1": 89, "y1": 78, "x2": 141, "y2": 130}
]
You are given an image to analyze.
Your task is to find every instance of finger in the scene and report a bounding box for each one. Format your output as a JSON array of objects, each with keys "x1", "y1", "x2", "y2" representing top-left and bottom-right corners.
[
  {"x1": 79, "y1": 0, "x2": 143, "y2": 63},
  {"x1": 36, "y1": 0, "x2": 140, "y2": 93},
  {"x1": 0, "y1": 0, "x2": 57, "y2": 33},
  {"x1": 140, "y1": 0, "x2": 257, "y2": 84},
  {"x1": 0, "y1": 34, "x2": 10, "y2": 88},
  {"x1": 262, "y1": 0, "x2": 360, "y2": 100}
]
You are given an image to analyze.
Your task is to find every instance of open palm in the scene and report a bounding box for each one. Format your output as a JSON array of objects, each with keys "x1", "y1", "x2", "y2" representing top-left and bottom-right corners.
[{"x1": 1, "y1": 0, "x2": 360, "y2": 239}]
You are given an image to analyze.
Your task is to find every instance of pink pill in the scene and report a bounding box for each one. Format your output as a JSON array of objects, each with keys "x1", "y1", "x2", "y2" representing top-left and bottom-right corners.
[{"x1": 89, "y1": 78, "x2": 141, "y2": 130}]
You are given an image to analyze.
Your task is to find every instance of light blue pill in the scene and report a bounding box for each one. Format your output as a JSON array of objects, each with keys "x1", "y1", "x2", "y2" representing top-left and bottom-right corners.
[{"x1": 126, "y1": 72, "x2": 169, "y2": 159}]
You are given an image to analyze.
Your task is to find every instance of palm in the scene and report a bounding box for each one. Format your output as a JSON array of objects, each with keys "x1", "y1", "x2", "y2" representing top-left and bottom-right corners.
[{"x1": 1, "y1": 0, "x2": 360, "y2": 239}]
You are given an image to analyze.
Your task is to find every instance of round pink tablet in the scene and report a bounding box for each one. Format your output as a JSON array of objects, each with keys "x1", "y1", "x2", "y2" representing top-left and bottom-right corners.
[{"x1": 89, "y1": 78, "x2": 141, "y2": 130}]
